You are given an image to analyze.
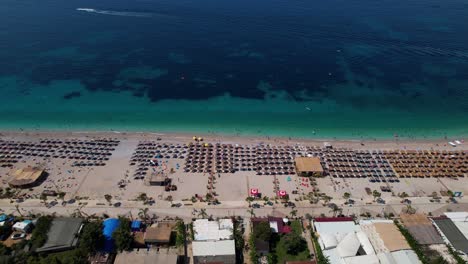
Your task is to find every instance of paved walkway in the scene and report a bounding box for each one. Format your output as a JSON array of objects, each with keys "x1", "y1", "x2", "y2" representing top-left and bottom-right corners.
[
  {"x1": 1, "y1": 198, "x2": 468, "y2": 221},
  {"x1": 301, "y1": 219, "x2": 316, "y2": 261}
]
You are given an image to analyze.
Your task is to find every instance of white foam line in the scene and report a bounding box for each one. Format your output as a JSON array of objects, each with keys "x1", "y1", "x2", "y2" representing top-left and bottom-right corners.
[{"x1": 76, "y1": 8, "x2": 152, "y2": 18}]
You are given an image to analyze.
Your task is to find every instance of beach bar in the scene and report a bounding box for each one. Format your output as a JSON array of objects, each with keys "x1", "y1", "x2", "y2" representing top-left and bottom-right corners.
[
  {"x1": 8, "y1": 167, "x2": 46, "y2": 188},
  {"x1": 295, "y1": 157, "x2": 324, "y2": 177}
]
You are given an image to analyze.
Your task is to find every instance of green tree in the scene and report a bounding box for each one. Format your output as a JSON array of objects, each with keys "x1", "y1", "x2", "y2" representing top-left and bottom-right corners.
[
  {"x1": 247, "y1": 209, "x2": 256, "y2": 218},
  {"x1": 283, "y1": 232, "x2": 306, "y2": 255},
  {"x1": 31, "y1": 216, "x2": 53, "y2": 249},
  {"x1": 137, "y1": 193, "x2": 148, "y2": 204},
  {"x1": 252, "y1": 221, "x2": 272, "y2": 241},
  {"x1": 104, "y1": 194, "x2": 112, "y2": 205},
  {"x1": 138, "y1": 208, "x2": 149, "y2": 222},
  {"x1": 290, "y1": 209, "x2": 298, "y2": 218},
  {"x1": 15, "y1": 204, "x2": 23, "y2": 217},
  {"x1": 198, "y1": 209, "x2": 208, "y2": 219},
  {"x1": 311, "y1": 231, "x2": 330, "y2": 264},
  {"x1": 0, "y1": 243, "x2": 11, "y2": 256},
  {"x1": 372, "y1": 190, "x2": 381, "y2": 201},
  {"x1": 343, "y1": 192, "x2": 351, "y2": 199},
  {"x1": 57, "y1": 192, "x2": 66, "y2": 201},
  {"x1": 40, "y1": 193, "x2": 48, "y2": 204},
  {"x1": 175, "y1": 220, "x2": 186, "y2": 247},
  {"x1": 112, "y1": 217, "x2": 133, "y2": 252},
  {"x1": 330, "y1": 204, "x2": 342, "y2": 217},
  {"x1": 79, "y1": 221, "x2": 104, "y2": 253}
]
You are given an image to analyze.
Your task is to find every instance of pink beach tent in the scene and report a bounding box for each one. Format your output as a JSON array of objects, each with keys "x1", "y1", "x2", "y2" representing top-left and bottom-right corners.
[{"x1": 250, "y1": 188, "x2": 259, "y2": 196}]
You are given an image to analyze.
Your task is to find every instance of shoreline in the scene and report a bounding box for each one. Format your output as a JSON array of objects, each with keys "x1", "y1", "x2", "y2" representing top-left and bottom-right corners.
[{"x1": 0, "y1": 129, "x2": 466, "y2": 150}]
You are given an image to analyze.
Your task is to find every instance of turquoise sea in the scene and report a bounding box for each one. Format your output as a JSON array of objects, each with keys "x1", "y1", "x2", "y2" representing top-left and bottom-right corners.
[{"x1": 0, "y1": 0, "x2": 467, "y2": 139}]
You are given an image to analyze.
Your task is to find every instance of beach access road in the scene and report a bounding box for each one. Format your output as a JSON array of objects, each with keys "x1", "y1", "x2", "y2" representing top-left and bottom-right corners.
[{"x1": 1, "y1": 197, "x2": 468, "y2": 221}]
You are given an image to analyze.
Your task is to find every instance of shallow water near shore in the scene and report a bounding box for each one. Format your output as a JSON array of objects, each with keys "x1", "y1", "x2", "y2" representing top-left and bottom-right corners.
[{"x1": 0, "y1": 0, "x2": 467, "y2": 139}]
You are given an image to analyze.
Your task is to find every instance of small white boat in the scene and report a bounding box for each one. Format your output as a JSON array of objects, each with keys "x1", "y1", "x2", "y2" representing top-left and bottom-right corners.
[
  {"x1": 454, "y1": 140, "x2": 462, "y2": 144},
  {"x1": 448, "y1": 142, "x2": 456, "y2": 147}
]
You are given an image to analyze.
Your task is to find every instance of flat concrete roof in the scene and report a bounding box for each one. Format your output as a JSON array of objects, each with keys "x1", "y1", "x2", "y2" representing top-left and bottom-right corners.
[
  {"x1": 114, "y1": 250, "x2": 178, "y2": 264},
  {"x1": 144, "y1": 222, "x2": 175, "y2": 243},
  {"x1": 36, "y1": 217, "x2": 83, "y2": 253},
  {"x1": 193, "y1": 219, "x2": 233, "y2": 241},
  {"x1": 192, "y1": 240, "x2": 235, "y2": 256},
  {"x1": 373, "y1": 222, "x2": 410, "y2": 252},
  {"x1": 400, "y1": 214, "x2": 443, "y2": 245},
  {"x1": 433, "y1": 218, "x2": 468, "y2": 254}
]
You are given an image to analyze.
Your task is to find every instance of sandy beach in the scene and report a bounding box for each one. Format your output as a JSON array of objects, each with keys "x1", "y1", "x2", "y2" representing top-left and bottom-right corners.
[{"x1": 0, "y1": 130, "x2": 466, "y2": 219}]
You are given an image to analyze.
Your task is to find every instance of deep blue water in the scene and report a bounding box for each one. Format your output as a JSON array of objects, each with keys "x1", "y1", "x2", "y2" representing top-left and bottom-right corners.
[{"x1": 0, "y1": 0, "x2": 467, "y2": 138}]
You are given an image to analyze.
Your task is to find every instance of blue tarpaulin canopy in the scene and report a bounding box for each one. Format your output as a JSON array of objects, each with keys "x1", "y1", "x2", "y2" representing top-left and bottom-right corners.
[
  {"x1": 131, "y1": 220, "x2": 141, "y2": 231},
  {"x1": 102, "y1": 218, "x2": 120, "y2": 252}
]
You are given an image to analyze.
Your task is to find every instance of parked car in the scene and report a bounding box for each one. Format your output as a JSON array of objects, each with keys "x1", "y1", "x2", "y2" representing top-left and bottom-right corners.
[
  {"x1": 401, "y1": 199, "x2": 411, "y2": 204},
  {"x1": 376, "y1": 198, "x2": 386, "y2": 204},
  {"x1": 171, "y1": 203, "x2": 182, "y2": 207},
  {"x1": 252, "y1": 203, "x2": 261, "y2": 209},
  {"x1": 42, "y1": 190, "x2": 57, "y2": 197},
  {"x1": 11, "y1": 233, "x2": 26, "y2": 240}
]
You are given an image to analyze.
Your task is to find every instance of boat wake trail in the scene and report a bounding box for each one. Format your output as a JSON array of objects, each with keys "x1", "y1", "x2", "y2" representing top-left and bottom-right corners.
[{"x1": 76, "y1": 8, "x2": 153, "y2": 18}]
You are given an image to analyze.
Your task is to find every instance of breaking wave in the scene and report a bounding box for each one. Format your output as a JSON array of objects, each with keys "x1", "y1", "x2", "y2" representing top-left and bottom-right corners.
[{"x1": 76, "y1": 8, "x2": 153, "y2": 18}]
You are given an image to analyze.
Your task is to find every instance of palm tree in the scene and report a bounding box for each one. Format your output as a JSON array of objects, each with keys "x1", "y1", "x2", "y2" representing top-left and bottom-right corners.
[
  {"x1": 405, "y1": 205, "x2": 416, "y2": 215},
  {"x1": 40, "y1": 193, "x2": 48, "y2": 205},
  {"x1": 290, "y1": 209, "x2": 298, "y2": 218},
  {"x1": 57, "y1": 192, "x2": 66, "y2": 201},
  {"x1": 104, "y1": 194, "x2": 112, "y2": 205},
  {"x1": 343, "y1": 192, "x2": 351, "y2": 199},
  {"x1": 323, "y1": 195, "x2": 332, "y2": 205},
  {"x1": 329, "y1": 204, "x2": 342, "y2": 217},
  {"x1": 138, "y1": 208, "x2": 149, "y2": 222},
  {"x1": 15, "y1": 204, "x2": 23, "y2": 217},
  {"x1": 198, "y1": 208, "x2": 208, "y2": 219},
  {"x1": 372, "y1": 190, "x2": 381, "y2": 201},
  {"x1": 247, "y1": 209, "x2": 256, "y2": 218}
]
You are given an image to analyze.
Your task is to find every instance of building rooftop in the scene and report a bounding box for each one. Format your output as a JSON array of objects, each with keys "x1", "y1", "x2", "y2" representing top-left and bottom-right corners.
[
  {"x1": 36, "y1": 217, "x2": 83, "y2": 253},
  {"x1": 144, "y1": 222, "x2": 175, "y2": 243},
  {"x1": 432, "y1": 217, "x2": 468, "y2": 254},
  {"x1": 114, "y1": 250, "x2": 178, "y2": 264},
  {"x1": 193, "y1": 219, "x2": 233, "y2": 241},
  {"x1": 251, "y1": 217, "x2": 290, "y2": 234},
  {"x1": 192, "y1": 240, "x2": 236, "y2": 256},
  {"x1": 8, "y1": 167, "x2": 45, "y2": 187},
  {"x1": 400, "y1": 214, "x2": 443, "y2": 245},
  {"x1": 374, "y1": 222, "x2": 410, "y2": 252},
  {"x1": 295, "y1": 157, "x2": 323, "y2": 173}
]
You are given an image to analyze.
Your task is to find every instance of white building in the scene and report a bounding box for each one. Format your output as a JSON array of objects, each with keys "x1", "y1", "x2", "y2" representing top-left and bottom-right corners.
[
  {"x1": 314, "y1": 218, "x2": 421, "y2": 264},
  {"x1": 192, "y1": 219, "x2": 236, "y2": 264},
  {"x1": 193, "y1": 219, "x2": 233, "y2": 241},
  {"x1": 192, "y1": 240, "x2": 236, "y2": 264}
]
